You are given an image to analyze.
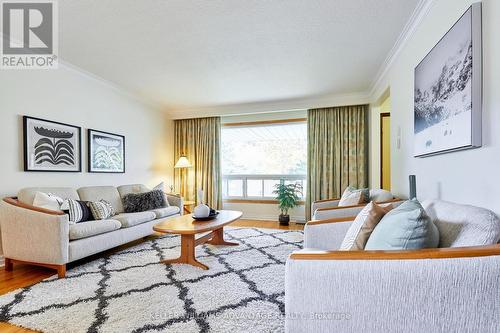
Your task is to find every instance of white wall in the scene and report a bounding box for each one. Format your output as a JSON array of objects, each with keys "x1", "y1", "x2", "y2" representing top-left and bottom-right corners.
[
  {"x1": 0, "y1": 65, "x2": 174, "y2": 194},
  {"x1": 0, "y1": 63, "x2": 174, "y2": 255},
  {"x1": 372, "y1": 0, "x2": 500, "y2": 214}
]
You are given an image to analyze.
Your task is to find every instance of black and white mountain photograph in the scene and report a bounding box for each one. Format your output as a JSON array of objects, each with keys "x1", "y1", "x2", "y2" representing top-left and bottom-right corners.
[{"x1": 414, "y1": 5, "x2": 480, "y2": 157}]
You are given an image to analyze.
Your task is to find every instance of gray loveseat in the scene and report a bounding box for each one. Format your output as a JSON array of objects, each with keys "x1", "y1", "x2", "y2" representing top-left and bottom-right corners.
[{"x1": 0, "y1": 184, "x2": 183, "y2": 278}]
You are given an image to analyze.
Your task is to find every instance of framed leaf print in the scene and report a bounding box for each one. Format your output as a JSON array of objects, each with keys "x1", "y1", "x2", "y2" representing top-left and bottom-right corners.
[
  {"x1": 88, "y1": 129, "x2": 125, "y2": 173},
  {"x1": 23, "y1": 116, "x2": 82, "y2": 172}
]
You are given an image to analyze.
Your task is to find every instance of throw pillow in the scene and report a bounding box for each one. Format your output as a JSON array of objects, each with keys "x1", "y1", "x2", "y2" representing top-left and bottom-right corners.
[
  {"x1": 61, "y1": 199, "x2": 93, "y2": 224},
  {"x1": 369, "y1": 189, "x2": 394, "y2": 202},
  {"x1": 32, "y1": 192, "x2": 64, "y2": 211},
  {"x1": 152, "y1": 182, "x2": 170, "y2": 207},
  {"x1": 88, "y1": 200, "x2": 115, "y2": 220},
  {"x1": 152, "y1": 182, "x2": 164, "y2": 192},
  {"x1": 122, "y1": 189, "x2": 167, "y2": 213},
  {"x1": 339, "y1": 202, "x2": 393, "y2": 250},
  {"x1": 365, "y1": 199, "x2": 440, "y2": 250},
  {"x1": 338, "y1": 186, "x2": 369, "y2": 206}
]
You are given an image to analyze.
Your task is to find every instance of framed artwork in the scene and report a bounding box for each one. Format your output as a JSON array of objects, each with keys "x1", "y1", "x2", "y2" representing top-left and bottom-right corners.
[
  {"x1": 414, "y1": 3, "x2": 482, "y2": 157},
  {"x1": 88, "y1": 129, "x2": 125, "y2": 173},
  {"x1": 23, "y1": 116, "x2": 82, "y2": 172}
]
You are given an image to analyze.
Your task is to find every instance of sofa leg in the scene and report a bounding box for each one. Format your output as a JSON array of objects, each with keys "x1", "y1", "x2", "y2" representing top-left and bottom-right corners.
[
  {"x1": 57, "y1": 265, "x2": 66, "y2": 278},
  {"x1": 5, "y1": 258, "x2": 13, "y2": 271}
]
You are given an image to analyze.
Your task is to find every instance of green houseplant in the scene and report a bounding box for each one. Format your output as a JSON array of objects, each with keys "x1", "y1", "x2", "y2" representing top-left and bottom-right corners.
[{"x1": 273, "y1": 181, "x2": 303, "y2": 226}]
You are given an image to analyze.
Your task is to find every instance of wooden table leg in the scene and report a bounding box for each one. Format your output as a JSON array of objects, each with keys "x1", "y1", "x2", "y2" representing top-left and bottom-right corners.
[
  {"x1": 161, "y1": 234, "x2": 209, "y2": 270},
  {"x1": 207, "y1": 227, "x2": 239, "y2": 246}
]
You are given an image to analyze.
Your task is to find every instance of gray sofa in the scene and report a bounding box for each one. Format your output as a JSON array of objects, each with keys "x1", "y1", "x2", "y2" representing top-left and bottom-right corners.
[
  {"x1": 286, "y1": 199, "x2": 500, "y2": 332},
  {"x1": 0, "y1": 184, "x2": 183, "y2": 278}
]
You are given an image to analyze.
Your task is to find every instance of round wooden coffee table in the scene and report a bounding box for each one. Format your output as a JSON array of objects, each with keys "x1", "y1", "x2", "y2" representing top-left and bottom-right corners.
[{"x1": 153, "y1": 210, "x2": 243, "y2": 270}]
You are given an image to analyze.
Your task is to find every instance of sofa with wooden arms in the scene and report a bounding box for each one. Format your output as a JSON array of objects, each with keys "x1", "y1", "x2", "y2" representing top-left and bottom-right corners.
[
  {"x1": 0, "y1": 184, "x2": 183, "y2": 278},
  {"x1": 311, "y1": 189, "x2": 403, "y2": 220},
  {"x1": 286, "y1": 199, "x2": 500, "y2": 332}
]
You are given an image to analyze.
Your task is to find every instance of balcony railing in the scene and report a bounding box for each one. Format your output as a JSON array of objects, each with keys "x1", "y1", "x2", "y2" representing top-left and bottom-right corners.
[{"x1": 222, "y1": 174, "x2": 306, "y2": 201}]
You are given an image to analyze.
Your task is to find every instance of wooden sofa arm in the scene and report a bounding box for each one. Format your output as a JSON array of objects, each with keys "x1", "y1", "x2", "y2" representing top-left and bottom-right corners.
[
  {"x1": 315, "y1": 198, "x2": 403, "y2": 212},
  {"x1": 3, "y1": 197, "x2": 65, "y2": 215},
  {"x1": 290, "y1": 244, "x2": 500, "y2": 260},
  {"x1": 307, "y1": 216, "x2": 355, "y2": 225}
]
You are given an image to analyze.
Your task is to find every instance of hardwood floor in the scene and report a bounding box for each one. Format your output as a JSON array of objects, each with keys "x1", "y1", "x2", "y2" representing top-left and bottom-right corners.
[{"x1": 0, "y1": 219, "x2": 303, "y2": 333}]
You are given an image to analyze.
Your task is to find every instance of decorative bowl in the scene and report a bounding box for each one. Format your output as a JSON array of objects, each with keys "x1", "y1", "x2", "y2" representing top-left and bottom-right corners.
[{"x1": 192, "y1": 211, "x2": 219, "y2": 221}]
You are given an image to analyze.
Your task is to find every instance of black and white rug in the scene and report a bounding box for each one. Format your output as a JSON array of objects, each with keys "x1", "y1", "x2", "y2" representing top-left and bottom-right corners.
[{"x1": 0, "y1": 227, "x2": 303, "y2": 333}]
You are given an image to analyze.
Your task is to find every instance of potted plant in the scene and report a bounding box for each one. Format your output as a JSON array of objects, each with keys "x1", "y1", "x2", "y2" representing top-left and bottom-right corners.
[{"x1": 273, "y1": 181, "x2": 303, "y2": 226}]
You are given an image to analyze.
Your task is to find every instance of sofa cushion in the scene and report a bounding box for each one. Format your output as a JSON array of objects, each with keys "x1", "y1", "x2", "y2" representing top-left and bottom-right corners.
[
  {"x1": 18, "y1": 187, "x2": 79, "y2": 205},
  {"x1": 365, "y1": 199, "x2": 440, "y2": 250},
  {"x1": 117, "y1": 184, "x2": 150, "y2": 198},
  {"x1": 369, "y1": 189, "x2": 394, "y2": 202},
  {"x1": 78, "y1": 186, "x2": 124, "y2": 213},
  {"x1": 151, "y1": 206, "x2": 180, "y2": 219},
  {"x1": 113, "y1": 211, "x2": 156, "y2": 228},
  {"x1": 422, "y1": 200, "x2": 500, "y2": 247},
  {"x1": 69, "y1": 219, "x2": 121, "y2": 240}
]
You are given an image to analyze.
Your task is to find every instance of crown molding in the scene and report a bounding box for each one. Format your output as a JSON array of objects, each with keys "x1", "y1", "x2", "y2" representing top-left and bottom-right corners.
[
  {"x1": 368, "y1": 0, "x2": 436, "y2": 100},
  {"x1": 2, "y1": 0, "x2": 434, "y2": 116},
  {"x1": 58, "y1": 60, "x2": 165, "y2": 112},
  {"x1": 165, "y1": 91, "x2": 371, "y2": 119},
  {"x1": 0, "y1": 34, "x2": 163, "y2": 112}
]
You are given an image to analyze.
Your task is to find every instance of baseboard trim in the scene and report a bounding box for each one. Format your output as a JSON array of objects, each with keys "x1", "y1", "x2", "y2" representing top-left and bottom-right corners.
[
  {"x1": 239, "y1": 214, "x2": 306, "y2": 224},
  {"x1": 0, "y1": 255, "x2": 4, "y2": 268}
]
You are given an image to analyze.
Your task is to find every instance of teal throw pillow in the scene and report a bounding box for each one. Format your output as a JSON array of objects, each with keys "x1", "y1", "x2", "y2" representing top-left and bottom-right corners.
[{"x1": 365, "y1": 199, "x2": 439, "y2": 250}]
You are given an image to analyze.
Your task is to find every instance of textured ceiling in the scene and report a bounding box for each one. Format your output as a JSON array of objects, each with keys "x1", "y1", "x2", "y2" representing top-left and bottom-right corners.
[{"x1": 59, "y1": 0, "x2": 420, "y2": 113}]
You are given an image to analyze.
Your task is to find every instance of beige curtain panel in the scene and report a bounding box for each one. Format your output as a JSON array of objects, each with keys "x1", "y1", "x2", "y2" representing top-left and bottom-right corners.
[
  {"x1": 174, "y1": 117, "x2": 222, "y2": 209},
  {"x1": 306, "y1": 105, "x2": 369, "y2": 220}
]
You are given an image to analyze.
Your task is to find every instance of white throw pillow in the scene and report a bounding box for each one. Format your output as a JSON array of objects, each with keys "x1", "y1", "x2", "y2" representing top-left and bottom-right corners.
[
  {"x1": 32, "y1": 192, "x2": 64, "y2": 211},
  {"x1": 152, "y1": 182, "x2": 170, "y2": 206},
  {"x1": 338, "y1": 187, "x2": 369, "y2": 207},
  {"x1": 152, "y1": 182, "x2": 165, "y2": 192}
]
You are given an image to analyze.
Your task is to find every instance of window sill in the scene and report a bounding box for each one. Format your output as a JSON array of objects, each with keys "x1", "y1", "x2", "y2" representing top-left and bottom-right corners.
[{"x1": 223, "y1": 199, "x2": 305, "y2": 205}]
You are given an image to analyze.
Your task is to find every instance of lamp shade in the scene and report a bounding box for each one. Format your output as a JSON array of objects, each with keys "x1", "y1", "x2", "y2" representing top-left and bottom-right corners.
[{"x1": 174, "y1": 155, "x2": 192, "y2": 168}]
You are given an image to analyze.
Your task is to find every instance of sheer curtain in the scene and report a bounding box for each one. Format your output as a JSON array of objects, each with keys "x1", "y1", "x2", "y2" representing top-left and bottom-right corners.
[
  {"x1": 306, "y1": 105, "x2": 369, "y2": 220},
  {"x1": 174, "y1": 117, "x2": 222, "y2": 209}
]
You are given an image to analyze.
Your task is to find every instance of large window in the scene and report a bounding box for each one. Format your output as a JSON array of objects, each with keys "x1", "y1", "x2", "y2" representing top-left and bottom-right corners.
[{"x1": 221, "y1": 120, "x2": 307, "y2": 200}]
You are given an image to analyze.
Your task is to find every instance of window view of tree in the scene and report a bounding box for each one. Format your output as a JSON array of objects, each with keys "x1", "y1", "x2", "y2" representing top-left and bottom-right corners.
[
  {"x1": 221, "y1": 122, "x2": 307, "y2": 175},
  {"x1": 221, "y1": 122, "x2": 307, "y2": 199}
]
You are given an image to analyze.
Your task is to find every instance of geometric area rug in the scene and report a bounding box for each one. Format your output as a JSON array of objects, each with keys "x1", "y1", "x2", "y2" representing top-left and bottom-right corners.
[{"x1": 0, "y1": 227, "x2": 303, "y2": 333}]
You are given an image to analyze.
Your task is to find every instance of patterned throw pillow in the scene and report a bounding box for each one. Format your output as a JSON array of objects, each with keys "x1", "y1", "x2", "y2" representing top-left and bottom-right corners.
[
  {"x1": 88, "y1": 200, "x2": 115, "y2": 220},
  {"x1": 61, "y1": 199, "x2": 93, "y2": 224},
  {"x1": 338, "y1": 186, "x2": 370, "y2": 206},
  {"x1": 339, "y1": 202, "x2": 393, "y2": 250}
]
